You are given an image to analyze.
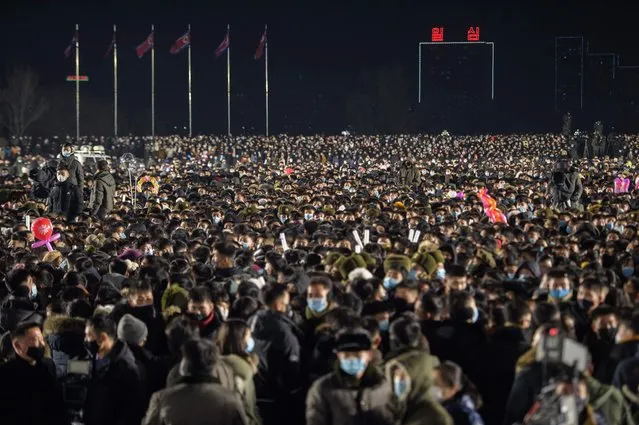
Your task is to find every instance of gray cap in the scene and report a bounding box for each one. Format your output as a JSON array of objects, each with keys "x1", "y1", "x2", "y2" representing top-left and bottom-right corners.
[{"x1": 117, "y1": 314, "x2": 148, "y2": 346}]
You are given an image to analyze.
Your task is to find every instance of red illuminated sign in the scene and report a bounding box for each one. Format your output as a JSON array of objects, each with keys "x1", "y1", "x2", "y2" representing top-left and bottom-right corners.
[
  {"x1": 467, "y1": 26, "x2": 480, "y2": 41},
  {"x1": 431, "y1": 27, "x2": 444, "y2": 42}
]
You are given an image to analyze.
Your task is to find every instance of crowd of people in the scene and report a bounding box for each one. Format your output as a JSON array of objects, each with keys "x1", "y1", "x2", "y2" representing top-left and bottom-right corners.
[{"x1": 0, "y1": 131, "x2": 638, "y2": 425}]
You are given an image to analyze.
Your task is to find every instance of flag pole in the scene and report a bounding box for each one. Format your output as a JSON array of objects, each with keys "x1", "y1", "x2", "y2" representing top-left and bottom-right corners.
[
  {"x1": 265, "y1": 24, "x2": 269, "y2": 136},
  {"x1": 151, "y1": 25, "x2": 155, "y2": 139},
  {"x1": 227, "y1": 24, "x2": 231, "y2": 136},
  {"x1": 188, "y1": 24, "x2": 193, "y2": 137},
  {"x1": 75, "y1": 24, "x2": 80, "y2": 139},
  {"x1": 113, "y1": 24, "x2": 118, "y2": 137}
]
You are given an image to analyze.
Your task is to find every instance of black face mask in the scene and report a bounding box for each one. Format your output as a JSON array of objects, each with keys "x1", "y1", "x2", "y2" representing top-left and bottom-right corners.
[
  {"x1": 578, "y1": 299, "x2": 594, "y2": 313},
  {"x1": 26, "y1": 346, "x2": 45, "y2": 362},
  {"x1": 393, "y1": 298, "x2": 414, "y2": 314},
  {"x1": 598, "y1": 328, "x2": 617, "y2": 343},
  {"x1": 85, "y1": 340, "x2": 100, "y2": 356}
]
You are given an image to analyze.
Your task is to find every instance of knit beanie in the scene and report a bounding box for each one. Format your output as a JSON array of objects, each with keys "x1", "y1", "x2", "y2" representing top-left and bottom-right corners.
[{"x1": 117, "y1": 314, "x2": 148, "y2": 346}]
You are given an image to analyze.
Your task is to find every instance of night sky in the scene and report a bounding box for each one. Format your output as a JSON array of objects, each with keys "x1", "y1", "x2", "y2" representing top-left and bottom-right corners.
[{"x1": 0, "y1": 1, "x2": 637, "y2": 135}]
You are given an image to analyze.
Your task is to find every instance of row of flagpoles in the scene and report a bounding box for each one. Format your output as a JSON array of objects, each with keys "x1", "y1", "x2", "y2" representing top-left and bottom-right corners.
[{"x1": 64, "y1": 24, "x2": 268, "y2": 138}]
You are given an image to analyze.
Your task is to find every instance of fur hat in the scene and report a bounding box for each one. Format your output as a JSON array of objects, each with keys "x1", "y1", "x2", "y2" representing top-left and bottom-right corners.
[
  {"x1": 337, "y1": 254, "x2": 368, "y2": 280},
  {"x1": 383, "y1": 254, "x2": 411, "y2": 273},
  {"x1": 411, "y1": 252, "x2": 438, "y2": 277}
]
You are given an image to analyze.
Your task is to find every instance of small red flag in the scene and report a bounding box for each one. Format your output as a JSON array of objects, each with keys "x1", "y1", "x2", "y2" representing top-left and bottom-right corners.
[
  {"x1": 136, "y1": 32, "x2": 154, "y2": 58},
  {"x1": 104, "y1": 32, "x2": 116, "y2": 58},
  {"x1": 215, "y1": 32, "x2": 230, "y2": 58},
  {"x1": 170, "y1": 31, "x2": 190, "y2": 55},
  {"x1": 64, "y1": 35, "x2": 77, "y2": 59},
  {"x1": 255, "y1": 30, "x2": 266, "y2": 60}
]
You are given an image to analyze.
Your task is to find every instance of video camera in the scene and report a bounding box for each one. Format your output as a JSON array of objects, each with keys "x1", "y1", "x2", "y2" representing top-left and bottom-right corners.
[
  {"x1": 63, "y1": 359, "x2": 92, "y2": 425},
  {"x1": 523, "y1": 328, "x2": 590, "y2": 425}
]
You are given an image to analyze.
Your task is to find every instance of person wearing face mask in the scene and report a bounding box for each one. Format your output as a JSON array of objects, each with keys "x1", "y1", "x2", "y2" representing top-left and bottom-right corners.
[
  {"x1": 432, "y1": 361, "x2": 484, "y2": 425},
  {"x1": 392, "y1": 281, "x2": 420, "y2": 317},
  {"x1": 187, "y1": 286, "x2": 224, "y2": 340},
  {"x1": 90, "y1": 159, "x2": 116, "y2": 220},
  {"x1": 594, "y1": 312, "x2": 639, "y2": 385},
  {"x1": 251, "y1": 284, "x2": 304, "y2": 425},
  {"x1": 59, "y1": 142, "x2": 84, "y2": 190},
  {"x1": 383, "y1": 255, "x2": 411, "y2": 292},
  {"x1": 214, "y1": 319, "x2": 261, "y2": 425},
  {"x1": 306, "y1": 327, "x2": 399, "y2": 425},
  {"x1": 0, "y1": 321, "x2": 68, "y2": 425},
  {"x1": 302, "y1": 276, "x2": 335, "y2": 350},
  {"x1": 384, "y1": 315, "x2": 453, "y2": 425},
  {"x1": 48, "y1": 164, "x2": 84, "y2": 223},
  {"x1": 84, "y1": 314, "x2": 143, "y2": 425}
]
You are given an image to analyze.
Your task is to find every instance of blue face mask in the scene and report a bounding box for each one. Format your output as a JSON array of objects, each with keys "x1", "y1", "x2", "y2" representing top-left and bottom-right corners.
[
  {"x1": 241, "y1": 242, "x2": 249, "y2": 250},
  {"x1": 550, "y1": 288, "x2": 571, "y2": 300},
  {"x1": 245, "y1": 336, "x2": 255, "y2": 354},
  {"x1": 606, "y1": 222, "x2": 614, "y2": 230},
  {"x1": 29, "y1": 284, "x2": 38, "y2": 300},
  {"x1": 339, "y1": 357, "x2": 367, "y2": 376},
  {"x1": 212, "y1": 216, "x2": 221, "y2": 225},
  {"x1": 407, "y1": 269, "x2": 418, "y2": 280},
  {"x1": 307, "y1": 297, "x2": 328, "y2": 313},
  {"x1": 378, "y1": 319, "x2": 389, "y2": 332},
  {"x1": 279, "y1": 216, "x2": 287, "y2": 224},
  {"x1": 304, "y1": 213, "x2": 314, "y2": 221},
  {"x1": 471, "y1": 306, "x2": 479, "y2": 323},
  {"x1": 383, "y1": 277, "x2": 399, "y2": 290},
  {"x1": 558, "y1": 220, "x2": 568, "y2": 229},
  {"x1": 452, "y1": 211, "x2": 460, "y2": 220},
  {"x1": 62, "y1": 151, "x2": 71, "y2": 158},
  {"x1": 374, "y1": 190, "x2": 380, "y2": 198},
  {"x1": 436, "y1": 268, "x2": 446, "y2": 280},
  {"x1": 623, "y1": 267, "x2": 635, "y2": 278},
  {"x1": 565, "y1": 226, "x2": 573, "y2": 234},
  {"x1": 616, "y1": 225, "x2": 625, "y2": 234},
  {"x1": 393, "y1": 379, "x2": 409, "y2": 397},
  {"x1": 119, "y1": 233, "x2": 126, "y2": 240}
]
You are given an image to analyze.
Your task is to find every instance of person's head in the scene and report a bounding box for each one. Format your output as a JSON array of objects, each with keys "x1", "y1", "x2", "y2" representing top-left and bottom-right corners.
[
  {"x1": 577, "y1": 281, "x2": 604, "y2": 314},
  {"x1": 546, "y1": 268, "x2": 572, "y2": 302},
  {"x1": 433, "y1": 361, "x2": 464, "y2": 402},
  {"x1": 623, "y1": 278, "x2": 639, "y2": 304},
  {"x1": 394, "y1": 281, "x2": 420, "y2": 312},
  {"x1": 307, "y1": 276, "x2": 333, "y2": 313},
  {"x1": 389, "y1": 314, "x2": 424, "y2": 351},
  {"x1": 166, "y1": 314, "x2": 199, "y2": 355},
  {"x1": 117, "y1": 314, "x2": 148, "y2": 347},
  {"x1": 179, "y1": 338, "x2": 219, "y2": 378},
  {"x1": 188, "y1": 286, "x2": 215, "y2": 320},
  {"x1": 591, "y1": 306, "x2": 619, "y2": 342},
  {"x1": 128, "y1": 280, "x2": 154, "y2": 307},
  {"x1": 109, "y1": 258, "x2": 128, "y2": 276},
  {"x1": 11, "y1": 323, "x2": 46, "y2": 365},
  {"x1": 444, "y1": 264, "x2": 468, "y2": 292},
  {"x1": 97, "y1": 159, "x2": 109, "y2": 173},
  {"x1": 416, "y1": 292, "x2": 444, "y2": 321},
  {"x1": 215, "y1": 318, "x2": 254, "y2": 356},
  {"x1": 85, "y1": 314, "x2": 117, "y2": 358},
  {"x1": 213, "y1": 242, "x2": 237, "y2": 267},
  {"x1": 56, "y1": 164, "x2": 70, "y2": 182},
  {"x1": 616, "y1": 312, "x2": 639, "y2": 344},
  {"x1": 263, "y1": 284, "x2": 290, "y2": 314},
  {"x1": 450, "y1": 292, "x2": 479, "y2": 324},
  {"x1": 533, "y1": 301, "x2": 560, "y2": 327},
  {"x1": 61, "y1": 143, "x2": 73, "y2": 157},
  {"x1": 504, "y1": 300, "x2": 532, "y2": 329},
  {"x1": 334, "y1": 327, "x2": 373, "y2": 378}
]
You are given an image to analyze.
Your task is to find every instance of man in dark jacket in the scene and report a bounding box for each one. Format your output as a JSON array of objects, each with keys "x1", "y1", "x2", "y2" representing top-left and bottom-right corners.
[
  {"x1": 142, "y1": 338, "x2": 247, "y2": 425},
  {"x1": 187, "y1": 286, "x2": 224, "y2": 340},
  {"x1": 59, "y1": 142, "x2": 84, "y2": 190},
  {"x1": 596, "y1": 312, "x2": 639, "y2": 385},
  {"x1": 90, "y1": 159, "x2": 116, "y2": 220},
  {"x1": 29, "y1": 159, "x2": 58, "y2": 200},
  {"x1": 0, "y1": 322, "x2": 68, "y2": 425},
  {"x1": 398, "y1": 159, "x2": 421, "y2": 188},
  {"x1": 251, "y1": 284, "x2": 304, "y2": 425},
  {"x1": 306, "y1": 327, "x2": 399, "y2": 425},
  {"x1": 84, "y1": 314, "x2": 142, "y2": 425},
  {"x1": 546, "y1": 159, "x2": 583, "y2": 210},
  {"x1": 48, "y1": 164, "x2": 83, "y2": 222}
]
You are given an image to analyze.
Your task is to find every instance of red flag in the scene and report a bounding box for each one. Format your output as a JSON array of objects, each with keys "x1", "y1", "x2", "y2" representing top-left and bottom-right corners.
[
  {"x1": 170, "y1": 31, "x2": 190, "y2": 54},
  {"x1": 104, "y1": 32, "x2": 116, "y2": 58},
  {"x1": 64, "y1": 34, "x2": 77, "y2": 59},
  {"x1": 215, "y1": 32, "x2": 230, "y2": 58},
  {"x1": 255, "y1": 30, "x2": 266, "y2": 60},
  {"x1": 136, "y1": 32, "x2": 154, "y2": 58}
]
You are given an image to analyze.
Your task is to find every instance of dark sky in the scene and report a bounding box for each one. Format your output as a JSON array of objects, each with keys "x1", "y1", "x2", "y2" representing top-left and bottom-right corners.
[{"x1": 0, "y1": 1, "x2": 637, "y2": 135}]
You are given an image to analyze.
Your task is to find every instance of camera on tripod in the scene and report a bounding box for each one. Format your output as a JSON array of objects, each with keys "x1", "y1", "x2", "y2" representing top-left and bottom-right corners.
[
  {"x1": 63, "y1": 359, "x2": 92, "y2": 425},
  {"x1": 523, "y1": 327, "x2": 590, "y2": 425}
]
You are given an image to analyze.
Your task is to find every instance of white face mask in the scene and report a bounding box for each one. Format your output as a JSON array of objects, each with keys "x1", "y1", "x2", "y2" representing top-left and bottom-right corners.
[
  {"x1": 56, "y1": 174, "x2": 68, "y2": 182},
  {"x1": 429, "y1": 386, "x2": 444, "y2": 401}
]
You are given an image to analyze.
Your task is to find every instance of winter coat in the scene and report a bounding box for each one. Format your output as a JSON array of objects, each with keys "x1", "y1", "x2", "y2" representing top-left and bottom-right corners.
[
  {"x1": 84, "y1": 339, "x2": 142, "y2": 425},
  {"x1": 48, "y1": 179, "x2": 83, "y2": 222},
  {"x1": 0, "y1": 357, "x2": 68, "y2": 425},
  {"x1": 59, "y1": 153, "x2": 84, "y2": 189},
  {"x1": 250, "y1": 309, "x2": 304, "y2": 403},
  {"x1": 596, "y1": 339, "x2": 639, "y2": 385},
  {"x1": 306, "y1": 363, "x2": 400, "y2": 425},
  {"x1": 398, "y1": 162, "x2": 421, "y2": 187},
  {"x1": 442, "y1": 394, "x2": 484, "y2": 425},
  {"x1": 90, "y1": 171, "x2": 116, "y2": 219},
  {"x1": 143, "y1": 374, "x2": 248, "y2": 425},
  {"x1": 30, "y1": 164, "x2": 57, "y2": 199},
  {"x1": 218, "y1": 354, "x2": 262, "y2": 425},
  {"x1": 43, "y1": 315, "x2": 87, "y2": 378},
  {"x1": 384, "y1": 348, "x2": 453, "y2": 425}
]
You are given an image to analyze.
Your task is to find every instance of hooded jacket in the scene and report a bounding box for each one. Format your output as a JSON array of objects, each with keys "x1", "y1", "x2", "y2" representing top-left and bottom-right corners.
[
  {"x1": 43, "y1": 315, "x2": 87, "y2": 378},
  {"x1": 384, "y1": 348, "x2": 453, "y2": 425},
  {"x1": 91, "y1": 171, "x2": 116, "y2": 218}
]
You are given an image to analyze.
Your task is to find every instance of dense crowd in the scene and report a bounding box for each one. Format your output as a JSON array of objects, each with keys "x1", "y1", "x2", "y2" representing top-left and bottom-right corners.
[{"x1": 0, "y1": 132, "x2": 638, "y2": 425}]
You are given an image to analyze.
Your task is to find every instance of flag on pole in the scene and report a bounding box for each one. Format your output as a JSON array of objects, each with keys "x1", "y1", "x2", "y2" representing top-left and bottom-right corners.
[
  {"x1": 64, "y1": 34, "x2": 77, "y2": 58},
  {"x1": 170, "y1": 31, "x2": 190, "y2": 54},
  {"x1": 255, "y1": 30, "x2": 266, "y2": 60},
  {"x1": 215, "y1": 31, "x2": 230, "y2": 58},
  {"x1": 104, "y1": 30, "x2": 116, "y2": 58},
  {"x1": 136, "y1": 32, "x2": 154, "y2": 58}
]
